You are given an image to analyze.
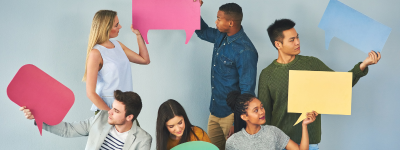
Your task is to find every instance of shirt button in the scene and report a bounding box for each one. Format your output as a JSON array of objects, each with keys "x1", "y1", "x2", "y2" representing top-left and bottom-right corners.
[
  {"x1": 223, "y1": 43, "x2": 225, "y2": 45},
  {"x1": 212, "y1": 76, "x2": 214, "y2": 78},
  {"x1": 213, "y1": 99, "x2": 215, "y2": 101},
  {"x1": 217, "y1": 53, "x2": 219, "y2": 55},
  {"x1": 214, "y1": 65, "x2": 215, "y2": 66},
  {"x1": 212, "y1": 87, "x2": 214, "y2": 89}
]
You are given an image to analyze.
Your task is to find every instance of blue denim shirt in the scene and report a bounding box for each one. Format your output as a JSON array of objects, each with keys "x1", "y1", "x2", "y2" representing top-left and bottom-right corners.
[{"x1": 195, "y1": 18, "x2": 258, "y2": 118}]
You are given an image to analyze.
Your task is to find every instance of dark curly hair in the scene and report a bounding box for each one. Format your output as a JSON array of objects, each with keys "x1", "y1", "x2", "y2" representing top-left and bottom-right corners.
[{"x1": 226, "y1": 91, "x2": 257, "y2": 133}]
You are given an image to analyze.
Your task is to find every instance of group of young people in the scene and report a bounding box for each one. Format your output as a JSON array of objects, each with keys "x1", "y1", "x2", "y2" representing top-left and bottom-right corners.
[{"x1": 19, "y1": 0, "x2": 381, "y2": 150}]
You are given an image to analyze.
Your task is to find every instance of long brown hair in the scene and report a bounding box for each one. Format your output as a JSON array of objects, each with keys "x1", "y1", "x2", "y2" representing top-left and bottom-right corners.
[
  {"x1": 82, "y1": 10, "x2": 117, "y2": 81},
  {"x1": 156, "y1": 99, "x2": 201, "y2": 150}
]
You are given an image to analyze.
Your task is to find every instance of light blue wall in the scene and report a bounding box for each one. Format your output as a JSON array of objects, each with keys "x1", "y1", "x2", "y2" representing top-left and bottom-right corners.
[{"x1": 0, "y1": 0, "x2": 398, "y2": 149}]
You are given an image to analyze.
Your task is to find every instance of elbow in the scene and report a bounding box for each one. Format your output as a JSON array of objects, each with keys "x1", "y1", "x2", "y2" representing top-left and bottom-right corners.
[{"x1": 143, "y1": 60, "x2": 150, "y2": 65}]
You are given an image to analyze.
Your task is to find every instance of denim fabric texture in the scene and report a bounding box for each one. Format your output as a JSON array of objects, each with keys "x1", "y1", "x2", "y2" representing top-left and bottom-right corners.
[{"x1": 195, "y1": 18, "x2": 258, "y2": 118}]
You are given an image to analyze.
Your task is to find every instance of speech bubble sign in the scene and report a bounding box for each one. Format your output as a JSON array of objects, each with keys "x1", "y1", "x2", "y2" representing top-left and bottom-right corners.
[
  {"x1": 288, "y1": 70, "x2": 352, "y2": 126},
  {"x1": 132, "y1": 0, "x2": 200, "y2": 44},
  {"x1": 171, "y1": 141, "x2": 218, "y2": 150},
  {"x1": 319, "y1": 0, "x2": 392, "y2": 53},
  {"x1": 7, "y1": 64, "x2": 75, "y2": 135}
]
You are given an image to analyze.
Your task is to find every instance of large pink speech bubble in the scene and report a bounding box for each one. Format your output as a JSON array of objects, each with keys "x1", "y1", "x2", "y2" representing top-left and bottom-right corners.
[
  {"x1": 7, "y1": 64, "x2": 74, "y2": 135},
  {"x1": 132, "y1": 0, "x2": 201, "y2": 44}
]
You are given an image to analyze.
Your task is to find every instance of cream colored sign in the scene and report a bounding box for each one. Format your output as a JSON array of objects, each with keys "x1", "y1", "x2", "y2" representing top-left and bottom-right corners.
[{"x1": 288, "y1": 70, "x2": 352, "y2": 126}]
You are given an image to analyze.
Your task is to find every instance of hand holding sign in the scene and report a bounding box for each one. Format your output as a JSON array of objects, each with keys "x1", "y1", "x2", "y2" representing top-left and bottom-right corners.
[
  {"x1": 132, "y1": 0, "x2": 201, "y2": 44},
  {"x1": 7, "y1": 64, "x2": 74, "y2": 135},
  {"x1": 288, "y1": 70, "x2": 352, "y2": 126}
]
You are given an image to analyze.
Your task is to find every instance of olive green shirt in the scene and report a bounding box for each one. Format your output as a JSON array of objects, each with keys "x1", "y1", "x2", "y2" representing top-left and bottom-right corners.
[{"x1": 258, "y1": 55, "x2": 368, "y2": 144}]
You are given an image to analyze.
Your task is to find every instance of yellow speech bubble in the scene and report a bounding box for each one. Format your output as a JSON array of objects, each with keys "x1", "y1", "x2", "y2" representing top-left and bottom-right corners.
[{"x1": 288, "y1": 70, "x2": 352, "y2": 126}]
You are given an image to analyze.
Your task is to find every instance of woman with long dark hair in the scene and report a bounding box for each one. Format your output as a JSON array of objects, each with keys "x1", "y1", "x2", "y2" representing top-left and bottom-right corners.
[
  {"x1": 225, "y1": 91, "x2": 318, "y2": 150},
  {"x1": 156, "y1": 99, "x2": 211, "y2": 150}
]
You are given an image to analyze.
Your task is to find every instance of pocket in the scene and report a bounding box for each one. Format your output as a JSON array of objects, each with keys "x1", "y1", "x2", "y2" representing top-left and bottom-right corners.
[{"x1": 218, "y1": 55, "x2": 234, "y2": 74}]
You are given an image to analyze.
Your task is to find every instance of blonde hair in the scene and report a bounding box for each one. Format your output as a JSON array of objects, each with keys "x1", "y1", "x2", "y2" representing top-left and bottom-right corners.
[{"x1": 82, "y1": 10, "x2": 117, "y2": 81}]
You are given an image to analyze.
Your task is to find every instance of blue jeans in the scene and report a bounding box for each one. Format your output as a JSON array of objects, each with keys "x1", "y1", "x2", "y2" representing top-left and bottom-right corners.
[{"x1": 283, "y1": 144, "x2": 319, "y2": 150}]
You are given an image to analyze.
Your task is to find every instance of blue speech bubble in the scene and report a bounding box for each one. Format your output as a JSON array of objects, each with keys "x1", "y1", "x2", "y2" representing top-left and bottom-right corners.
[{"x1": 319, "y1": 0, "x2": 392, "y2": 53}]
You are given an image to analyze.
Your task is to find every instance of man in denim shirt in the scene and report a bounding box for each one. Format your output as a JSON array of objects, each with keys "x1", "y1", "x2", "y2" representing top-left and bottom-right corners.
[{"x1": 195, "y1": 1, "x2": 258, "y2": 149}]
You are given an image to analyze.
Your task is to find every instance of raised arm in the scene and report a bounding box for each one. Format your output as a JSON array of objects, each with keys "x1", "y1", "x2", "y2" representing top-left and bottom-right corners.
[
  {"x1": 285, "y1": 111, "x2": 318, "y2": 150},
  {"x1": 86, "y1": 49, "x2": 111, "y2": 110},
  {"x1": 118, "y1": 25, "x2": 150, "y2": 65},
  {"x1": 194, "y1": 0, "x2": 219, "y2": 43}
]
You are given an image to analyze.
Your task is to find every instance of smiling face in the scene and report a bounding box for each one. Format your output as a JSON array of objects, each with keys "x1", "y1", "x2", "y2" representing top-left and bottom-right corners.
[
  {"x1": 241, "y1": 98, "x2": 266, "y2": 125},
  {"x1": 108, "y1": 100, "x2": 131, "y2": 125},
  {"x1": 165, "y1": 116, "x2": 186, "y2": 139},
  {"x1": 109, "y1": 15, "x2": 122, "y2": 38},
  {"x1": 215, "y1": 10, "x2": 231, "y2": 33},
  {"x1": 276, "y1": 28, "x2": 300, "y2": 56}
]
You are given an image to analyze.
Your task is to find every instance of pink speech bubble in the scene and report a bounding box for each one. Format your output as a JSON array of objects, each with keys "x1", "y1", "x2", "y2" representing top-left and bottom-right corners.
[
  {"x1": 7, "y1": 64, "x2": 74, "y2": 135},
  {"x1": 132, "y1": 0, "x2": 201, "y2": 44}
]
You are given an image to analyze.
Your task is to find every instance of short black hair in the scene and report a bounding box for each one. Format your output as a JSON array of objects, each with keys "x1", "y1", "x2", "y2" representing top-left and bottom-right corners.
[
  {"x1": 219, "y1": 3, "x2": 243, "y2": 22},
  {"x1": 114, "y1": 90, "x2": 142, "y2": 122},
  {"x1": 267, "y1": 19, "x2": 296, "y2": 49}
]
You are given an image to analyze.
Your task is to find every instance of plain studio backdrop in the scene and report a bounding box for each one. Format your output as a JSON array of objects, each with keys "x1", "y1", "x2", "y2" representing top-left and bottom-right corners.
[{"x1": 0, "y1": 0, "x2": 398, "y2": 149}]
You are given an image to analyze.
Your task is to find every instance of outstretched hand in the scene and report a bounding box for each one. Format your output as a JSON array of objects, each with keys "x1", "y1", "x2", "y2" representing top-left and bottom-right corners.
[
  {"x1": 302, "y1": 111, "x2": 318, "y2": 125},
  {"x1": 360, "y1": 50, "x2": 381, "y2": 71},
  {"x1": 20, "y1": 106, "x2": 35, "y2": 120}
]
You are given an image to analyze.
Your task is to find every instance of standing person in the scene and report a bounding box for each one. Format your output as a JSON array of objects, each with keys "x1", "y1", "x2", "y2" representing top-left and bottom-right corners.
[
  {"x1": 194, "y1": 1, "x2": 258, "y2": 149},
  {"x1": 83, "y1": 10, "x2": 150, "y2": 114},
  {"x1": 156, "y1": 99, "x2": 211, "y2": 150},
  {"x1": 20, "y1": 90, "x2": 152, "y2": 150},
  {"x1": 259, "y1": 19, "x2": 381, "y2": 149},
  {"x1": 225, "y1": 91, "x2": 317, "y2": 150}
]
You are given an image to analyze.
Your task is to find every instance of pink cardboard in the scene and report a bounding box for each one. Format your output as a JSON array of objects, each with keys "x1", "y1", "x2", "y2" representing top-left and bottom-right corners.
[
  {"x1": 132, "y1": 0, "x2": 201, "y2": 44},
  {"x1": 7, "y1": 64, "x2": 74, "y2": 136}
]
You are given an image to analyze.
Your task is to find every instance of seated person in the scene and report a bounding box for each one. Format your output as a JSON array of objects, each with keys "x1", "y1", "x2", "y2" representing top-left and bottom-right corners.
[
  {"x1": 20, "y1": 90, "x2": 152, "y2": 150},
  {"x1": 225, "y1": 91, "x2": 317, "y2": 150},
  {"x1": 156, "y1": 99, "x2": 211, "y2": 150}
]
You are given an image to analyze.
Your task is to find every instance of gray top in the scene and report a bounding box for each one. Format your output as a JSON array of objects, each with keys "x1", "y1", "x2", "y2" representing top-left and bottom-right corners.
[{"x1": 226, "y1": 125, "x2": 290, "y2": 150}]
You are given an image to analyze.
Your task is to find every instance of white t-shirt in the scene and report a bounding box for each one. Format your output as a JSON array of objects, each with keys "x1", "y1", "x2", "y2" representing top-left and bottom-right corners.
[{"x1": 100, "y1": 126, "x2": 129, "y2": 150}]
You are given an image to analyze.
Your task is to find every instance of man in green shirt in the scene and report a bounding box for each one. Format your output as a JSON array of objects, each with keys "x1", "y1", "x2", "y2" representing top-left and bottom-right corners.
[{"x1": 258, "y1": 19, "x2": 381, "y2": 149}]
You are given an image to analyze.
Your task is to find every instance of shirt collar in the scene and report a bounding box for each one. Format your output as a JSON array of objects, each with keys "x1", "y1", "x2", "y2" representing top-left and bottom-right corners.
[{"x1": 226, "y1": 26, "x2": 245, "y2": 44}]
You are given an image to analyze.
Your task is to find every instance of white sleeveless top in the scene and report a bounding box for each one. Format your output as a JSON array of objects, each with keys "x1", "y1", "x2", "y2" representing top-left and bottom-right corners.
[{"x1": 90, "y1": 40, "x2": 133, "y2": 111}]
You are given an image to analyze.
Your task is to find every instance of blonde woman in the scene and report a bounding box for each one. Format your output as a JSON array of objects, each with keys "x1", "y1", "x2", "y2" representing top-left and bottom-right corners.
[{"x1": 83, "y1": 10, "x2": 150, "y2": 114}]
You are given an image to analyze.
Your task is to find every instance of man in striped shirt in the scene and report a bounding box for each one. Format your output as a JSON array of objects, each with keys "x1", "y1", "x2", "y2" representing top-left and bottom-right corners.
[{"x1": 20, "y1": 90, "x2": 152, "y2": 150}]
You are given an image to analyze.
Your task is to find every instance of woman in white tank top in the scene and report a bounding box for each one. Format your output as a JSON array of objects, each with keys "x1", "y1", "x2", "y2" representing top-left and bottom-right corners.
[{"x1": 82, "y1": 10, "x2": 150, "y2": 113}]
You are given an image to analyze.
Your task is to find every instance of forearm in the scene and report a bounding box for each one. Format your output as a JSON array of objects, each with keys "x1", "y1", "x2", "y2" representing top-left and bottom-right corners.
[
  {"x1": 195, "y1": 17, "x2": 218, "y2": 43},
  {"x1": 136, "y1": 34, "x2": 150, "y2": 64},
  {"x1": 299, "y1": 125, "x2": 309, "y2": 150},
  {"x1": 349, "y1": 62, "x2": 368, "y2": 86},
  {"x1": 41, "y1": 120, "x2": 91, "y2": 138},
  {"x1": 87, "y1": 92, "x2": 110, "y2": 110},
  {"x1": 359, "y1": 62, "x2": 367, "y2": 71}
]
